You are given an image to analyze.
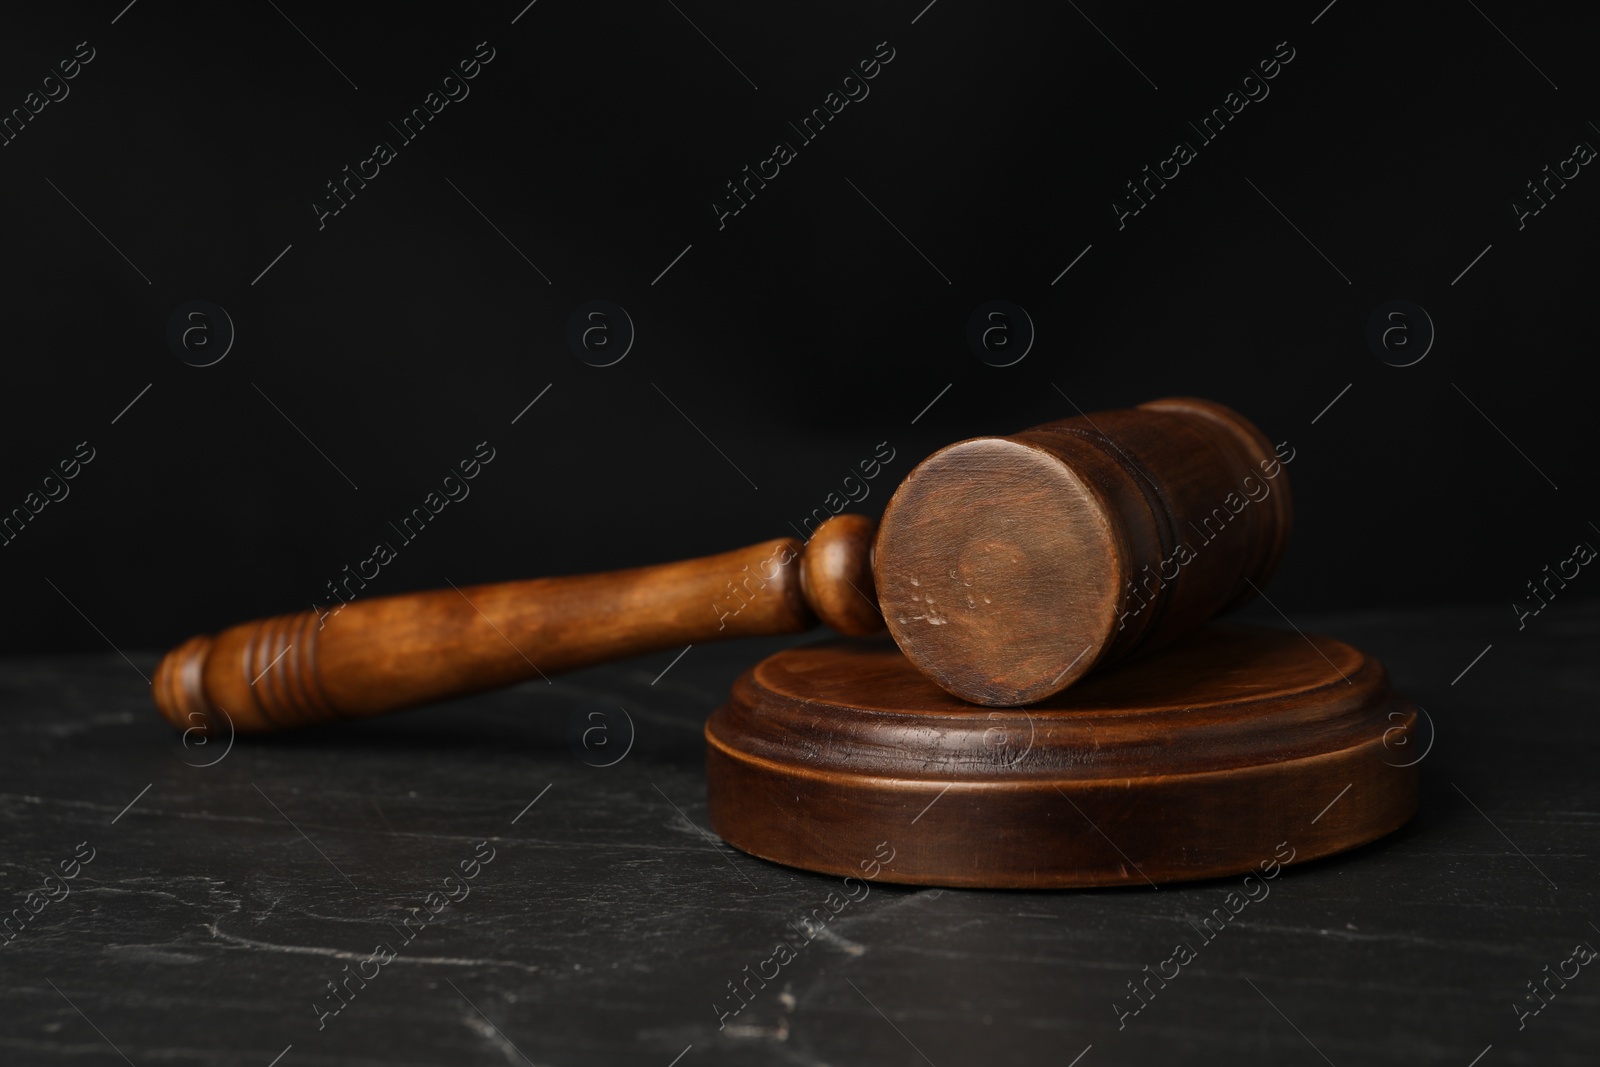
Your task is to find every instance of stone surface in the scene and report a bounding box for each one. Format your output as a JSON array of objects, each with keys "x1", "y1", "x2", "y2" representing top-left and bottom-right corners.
[{"x1": 1, "y1": 604, "x2": 1595, "y2": 1066}]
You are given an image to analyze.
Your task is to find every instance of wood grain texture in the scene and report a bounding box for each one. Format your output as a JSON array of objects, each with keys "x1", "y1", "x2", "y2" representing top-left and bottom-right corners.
[
  {"x1": 152, "y1": 519, "x2": 882, "y2": 734},
  {"x1": 152, "y1": 397, "x2": 1290, "y2": 732},
  {"x1": 874, "y1": 396, "x2": 1292, "y2": 705},
  {"x1": 707, "y1": 623, "x2": 1414, "y2": 888}
]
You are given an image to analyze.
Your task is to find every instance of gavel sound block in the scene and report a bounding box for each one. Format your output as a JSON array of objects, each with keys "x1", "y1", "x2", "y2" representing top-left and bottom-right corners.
[
  {"x1": 151, "y1": 396, "x2": 1418, "y2": 887},
  {"x1": 706, "y1": 625, "x2": 1417, "y2": 888}
]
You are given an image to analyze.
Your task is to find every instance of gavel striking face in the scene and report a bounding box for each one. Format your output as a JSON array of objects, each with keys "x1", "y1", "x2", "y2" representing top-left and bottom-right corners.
[{"x1": 152, "y1": 396, "x2": 1290, "y2": 732}]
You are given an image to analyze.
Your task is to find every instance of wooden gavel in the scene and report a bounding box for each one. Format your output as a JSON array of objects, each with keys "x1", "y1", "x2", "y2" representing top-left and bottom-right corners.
[{"x1": 152, "y1": 397, "x2": 1291, "y2": 732}]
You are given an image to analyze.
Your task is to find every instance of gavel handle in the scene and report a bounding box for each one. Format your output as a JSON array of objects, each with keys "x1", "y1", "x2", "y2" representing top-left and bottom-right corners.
[{"x1": 152, "y1": 516, "x2": 880, "y2": 734}]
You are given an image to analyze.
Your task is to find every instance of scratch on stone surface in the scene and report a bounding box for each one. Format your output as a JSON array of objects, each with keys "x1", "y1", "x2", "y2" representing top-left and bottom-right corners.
[
  {"x1": 22, "y1": 710, "x2": 140, "y2": 739},
  {"x1": 0, "y1": 1038, "x2": 134, "y2": 1060},
  {"x1": 723, "y1": 1018, "x2": 791, "y2": 1040},
  {"x1": 292, "y1": 905, "x2": 414, "y2": 927},
  {"x1": 0, "y1": 790, "x2": 746, "y2": 860},
  {"x1": 1235, "y1": 918, "x2": 1521, "y2": 953},
  {"x1": 105, "y1": 944, "x2": 205, "y2": 964},
  {"x1": 461, "y1": 1007, "x2": 545, "y2": 1065},
  {"x1": 0, "y1": 791, "x2": 538, "y2": 845},
  {"x1": 78, "y1": 883, "x2": 191, "y2": 904},
  {"x1": 812, "y1": 925, "x2": 866, "y2": 957},
  {"x1": 204, "y1": 921, "x2": 543, "y2": 973},
  {"x1": 252, "y1": 894, "x2": 285, "y2": 926}
]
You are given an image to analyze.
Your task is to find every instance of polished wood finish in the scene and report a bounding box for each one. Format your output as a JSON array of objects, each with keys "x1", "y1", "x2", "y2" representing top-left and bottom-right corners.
[
  {"x1": 152, "y1": 397, "x2": 1292, "y2": 732},
  {"x1": 153, "y1": 518, "x2": 882, "y2": 734},
  {"x1": 875, "y1": 396, "x2": 1292, "y2": 706},
  {"x1": 798, "y1": 513, "x2": 881, "y2": 636},
  {"x1": 706, "y1": 623, "x2": 1417, "y2": 888}
]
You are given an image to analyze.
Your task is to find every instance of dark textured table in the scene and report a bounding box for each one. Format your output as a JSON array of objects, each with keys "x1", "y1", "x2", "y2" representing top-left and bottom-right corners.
[{"x1": 2, "y1": 603, "x2": 1595, "y2": 1066}]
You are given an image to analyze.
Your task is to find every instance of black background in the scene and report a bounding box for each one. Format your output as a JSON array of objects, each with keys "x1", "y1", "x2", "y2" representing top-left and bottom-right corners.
[{"x1": 3, "y1": 0, "x2": 1596, "y2": 654}]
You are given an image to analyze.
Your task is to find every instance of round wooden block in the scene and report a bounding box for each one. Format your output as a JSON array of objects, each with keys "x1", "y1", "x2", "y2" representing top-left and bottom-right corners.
[{"x1": 705, "y1": 623, "x2": 1418, "y2": 888}]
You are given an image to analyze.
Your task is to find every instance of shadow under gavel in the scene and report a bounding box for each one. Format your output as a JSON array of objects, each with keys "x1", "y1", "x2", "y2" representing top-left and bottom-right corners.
[{"x1": 152, "y1": 396, "x2": 1291, "y2": 733}]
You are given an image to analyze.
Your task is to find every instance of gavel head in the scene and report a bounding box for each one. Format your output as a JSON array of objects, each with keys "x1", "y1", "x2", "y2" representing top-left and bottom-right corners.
[{"x1": 872, "y1": 397, "x2": 1292, "y2": 706}]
